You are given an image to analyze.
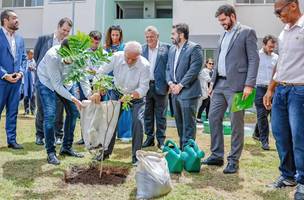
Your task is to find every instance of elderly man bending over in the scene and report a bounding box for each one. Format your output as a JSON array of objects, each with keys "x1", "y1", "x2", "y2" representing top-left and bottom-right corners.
[
  {"x1": 37, "y1": 39, "x2": 100, "y2": 165},
  {"x1": 98, "y1": 41, "x2": 150, "y2": 165}
]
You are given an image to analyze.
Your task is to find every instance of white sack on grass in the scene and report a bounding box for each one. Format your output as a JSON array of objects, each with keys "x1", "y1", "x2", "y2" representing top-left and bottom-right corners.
[
  {"x1": 80, "y1": 100, "x2": 121, "y2": 150},
  {"x1": 135, "y1": 150, "x2": 172, "y2": 200}
]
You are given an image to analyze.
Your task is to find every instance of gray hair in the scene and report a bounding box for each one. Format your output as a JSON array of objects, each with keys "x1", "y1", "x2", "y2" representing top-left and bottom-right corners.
[
  {"x1": 144, "y1": 25, "x2": 159, "y2": 35},
  {"x1": 124, "y1": 41, "x2": 142, "y2": 54}
]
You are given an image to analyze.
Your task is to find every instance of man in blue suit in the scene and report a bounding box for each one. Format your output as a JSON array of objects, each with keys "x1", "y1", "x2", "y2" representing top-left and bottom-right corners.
[
  {"x1": 166, "y1": 23, "x2": 203, "y2": 149},
  {"x1": 142, "y1": 26, "x2": 170, "y2": 149},
  {"x1": 0, "y1": 9, "x2": 26, "y2": 149}
]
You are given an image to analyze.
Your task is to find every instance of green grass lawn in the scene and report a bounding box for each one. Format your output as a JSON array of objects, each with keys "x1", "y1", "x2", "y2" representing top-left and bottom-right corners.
[{"x1": 0, "y1": 114, "x2": 294, "y2": 200}]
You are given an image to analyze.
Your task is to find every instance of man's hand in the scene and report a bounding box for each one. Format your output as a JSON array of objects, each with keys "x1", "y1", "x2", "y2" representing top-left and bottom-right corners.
[
  {"x1": 14, "y1": 72, "x2": 23, "y2": 81},
  {"x1": 208, "y1": 85, "x2": 213, "y2": 96},
  {"x1": 131, "y1": 91, "x2": 140, "y2": 99},
  {"x1": 263, "y1": 89, "x2": 274, "y2": 110},
  {"x1": 172, "y1": 84, "x2": 183, "y2": 95},
  {"x1": 4, "y1": 74, "x2": 18, "y2": 83},
  {"x1": 169, "y1": 83, "x2": 176, "y2": 93},
  {"x1": 71, "y1": 96, "x2": 83, "y2": 111},
  {"x1": 89, "y1": 93, "x2": 101, "y2": 104},
  {"x1": 242, "y1": 86, "x2": 253, "y2": 100}
]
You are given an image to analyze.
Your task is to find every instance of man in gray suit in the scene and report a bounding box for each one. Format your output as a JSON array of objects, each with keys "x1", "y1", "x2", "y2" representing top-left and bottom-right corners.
[
  {"x1": 141, "y1": 26, "x2": 170, "y2": 149},
  {"x1": 34, "y1": 18, "x2": 72, "y2": 145},
  {"x1": 166, "y1": 23, "x2": 203, "y2": 149},
  {"x1": 202, "y1": 4, "x2": 259, "y2": 174}
]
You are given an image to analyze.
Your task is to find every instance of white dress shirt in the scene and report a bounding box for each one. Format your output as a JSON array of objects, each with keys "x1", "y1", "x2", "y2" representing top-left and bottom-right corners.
[
  {"x1": 1, "y1": 27, "x2": 16, "y2": 58},
  {"x1": 148, "y1": 42, "x2": 159, "y2": 80},
  {"x1": 97, "y1": 51, "x2": 150, "y2": 98},
  {"x1": 173, "y1": 41, "x2": 186, "y2": 82}
]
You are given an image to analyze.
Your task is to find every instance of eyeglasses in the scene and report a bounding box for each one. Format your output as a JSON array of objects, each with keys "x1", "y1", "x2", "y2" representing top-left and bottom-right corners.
[
  {"x1": 274, "y1": 2, "x2": 291, "y2": 17},
  {"x1": 92, "y1": 36, "x2": 101, "y2": 41}
]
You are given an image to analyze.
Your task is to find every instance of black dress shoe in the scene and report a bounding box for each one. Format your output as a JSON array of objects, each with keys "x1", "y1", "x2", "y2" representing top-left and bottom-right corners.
[
  {"x1": 295, "y1": 184, "x2": 304, "y2": 200},
  {"x1": 60, "y1": 148, "x2": 84, "y2": 158},
  {"x1": 223, "y1": 162, "x2": 239, "y2": 174},
  {"x1": 47, "y1": 153, "x2": 60, "y2": 165},
  {"x1": 142, "y1": 138, "x2": 155, "y2": 148},
  {"x1": 201, "y1": 156, "x2": 224, "y2": 166},
  {"x1": 76, "y1": 138, "x2": 84, "y2": 145},
  {"x1": 268, "y1": 176, "x2": 296, "y2": 188},
  {"x1": 8, "y1": 143, "x2": 24, "y2": 149},
  {"x1": 35, "y1": 137, "x2": 44, "y2": 145}
]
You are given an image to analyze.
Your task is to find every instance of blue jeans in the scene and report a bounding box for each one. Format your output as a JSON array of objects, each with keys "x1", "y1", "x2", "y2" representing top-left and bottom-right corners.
[
  {"x1": 254, "y1": 86, "x2": 271, "y2": 145},
  {"x1": 37, "y1": 81, "x2": 79, "y2": 154},
  {"x1": 272, "y1": 85, "x2": 304, "y2": 184}
]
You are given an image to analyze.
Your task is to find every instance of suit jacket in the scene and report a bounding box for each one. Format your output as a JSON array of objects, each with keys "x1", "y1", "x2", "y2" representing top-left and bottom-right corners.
[
  {"x1": 211, "y1": 23, "x2": 259, "y2": 92},
  {"x1": 166, "y1": 41, "x2": 203, "y2": 100},
  {"x1": 0, "y1": 28, "x2": 26, "y2": 84},
  {"x1": 142, "y1": 42, "x2": 170, "y2": 95},
  {"x1": 34, "y1": 34, "x2": 54, "y2": 66}
]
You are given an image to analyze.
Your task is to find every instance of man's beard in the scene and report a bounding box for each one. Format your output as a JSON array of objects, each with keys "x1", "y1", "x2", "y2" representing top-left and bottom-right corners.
[
  {"x1": 8, "y1": 23, "x2": 19, "y2": 31},
  {"x1": 171, "y1": 37, "x2": 180, "y2": 45}
]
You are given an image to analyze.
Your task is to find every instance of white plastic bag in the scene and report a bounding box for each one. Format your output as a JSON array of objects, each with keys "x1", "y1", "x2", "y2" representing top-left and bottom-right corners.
[
  {"x1": 80, "y1": 100, "x2": 121, "y2": 150},
  {"x1": 135, "y1": 150, "x2": 172, "y2": 200}
]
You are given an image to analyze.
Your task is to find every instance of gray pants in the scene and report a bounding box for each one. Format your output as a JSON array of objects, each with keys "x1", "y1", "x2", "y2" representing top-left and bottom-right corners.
[
  {"x1": 172, "y1": 95, "x2": 198, "y2": 149},
  {"x1": 208, "y1": 79, "x2": 244, "y2": 163}
]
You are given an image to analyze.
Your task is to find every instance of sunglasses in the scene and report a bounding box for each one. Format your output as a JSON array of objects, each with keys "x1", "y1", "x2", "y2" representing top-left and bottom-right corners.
[
  {"x1": 92, "y1": 36, "x2": 101, "y2": 41},
  {"x1": 208, "y1": 62, "x2": 214, "y2": 65},
  {"x1": 274, "y1": 2, "x2": 291, "y2": 17}
]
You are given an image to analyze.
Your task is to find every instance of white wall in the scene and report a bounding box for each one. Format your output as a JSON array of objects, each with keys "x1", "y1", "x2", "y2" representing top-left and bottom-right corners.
[{"x1": 42, "y1": 1, "x2": 97, "y2": 35}]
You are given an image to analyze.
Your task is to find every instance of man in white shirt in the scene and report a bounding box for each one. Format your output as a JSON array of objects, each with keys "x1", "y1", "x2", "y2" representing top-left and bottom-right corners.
[
  {"x1": 97, "y1": 41, "x2": 150, "y2": 165},
  {"x1": 264, "y1": 1, "x2": 304, "y2": 199},
  {"x1": 252, "y1": 35, "x2": 278, "y2": 150}
]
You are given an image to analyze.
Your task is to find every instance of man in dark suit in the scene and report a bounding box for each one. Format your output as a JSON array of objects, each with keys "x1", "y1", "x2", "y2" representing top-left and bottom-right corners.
[
  {"x1": 0, "y1": 9, "x2": 27, "y2": 149},
  {"x1": 142, "y1": 26, "x2": 170, "y2": 149},
  {"x1": 202, "y1": 4, "x2": 259, "y2": 174},
  {"x1": 166, "y1": 23, "x2": 203, "y2": 149},
  {"x1": 34, "y1": 17, "x2": 72, "y2": 145}
]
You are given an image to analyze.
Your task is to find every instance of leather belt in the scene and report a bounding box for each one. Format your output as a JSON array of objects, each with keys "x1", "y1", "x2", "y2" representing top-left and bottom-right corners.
[
  {"x1": 278, "y1": 82, "x2": 304, "y2": 86},
  {"x1": 217, "y1": 76, "x2": 226, "y2": 80}
]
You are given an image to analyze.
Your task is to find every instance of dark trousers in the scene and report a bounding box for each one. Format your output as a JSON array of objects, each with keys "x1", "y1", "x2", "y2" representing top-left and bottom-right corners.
[
  {"x1": 172, "y1": 95, "x2": 198, "y2": 149},
  {"x1": 105, "y1": 98, "x2": 145, "y2": 163},
  {"x1": 35, "y1": 83, "x2": 64, "y2": 139},
  {"x1": 144, "y1": 82, "x2": 168, "y2": 145},
  {"x1": 254, "y1": 86, "x2": 271, "y2": 145},
  {"x1": 197, "y1": 97, "x2": 210, "y2": 120},
  {"x1": 24, "y1": 95, "x2": 36, "y2": 114},
  {"x1": 0, "y1": 82, "x2": 21, "y2": 144},
  {"x1": 168, "y1": 94, "x2": 174, "y2": 117},
  {"x1": 37, "y1": 81, "x2": 78, "y2": 154}
]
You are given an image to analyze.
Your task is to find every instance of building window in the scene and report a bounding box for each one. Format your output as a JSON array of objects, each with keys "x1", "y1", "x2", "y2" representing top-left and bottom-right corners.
[
  {"x1": 2, "y1": 0, "x2": 44, "y2": 7},
  {"x1": 235, "y1": 0, "x2": 275, "y2": 4},
  {"x1": 115, "y1": 0, "x2": 172, "y2": 19}
]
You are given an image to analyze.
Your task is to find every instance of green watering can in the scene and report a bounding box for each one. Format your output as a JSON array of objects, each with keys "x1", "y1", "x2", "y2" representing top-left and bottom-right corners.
[
  {"x1": 181, "y1": 139, "x2": 205, "y2": 172},
  {"x1": 162, "y1": 139, "x2": 184, "y2": 173}
]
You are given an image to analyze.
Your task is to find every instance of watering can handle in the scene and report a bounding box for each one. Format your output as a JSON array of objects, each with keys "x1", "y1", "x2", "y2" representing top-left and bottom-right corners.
[{"x1": 164, "y1": 139, "x2": 178, "y2": 149}]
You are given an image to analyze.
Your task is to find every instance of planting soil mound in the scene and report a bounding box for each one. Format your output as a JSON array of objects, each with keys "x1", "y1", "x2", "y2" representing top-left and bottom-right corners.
[{"x1": 64, "y1": 165, "x2": 129, "y2": 185}]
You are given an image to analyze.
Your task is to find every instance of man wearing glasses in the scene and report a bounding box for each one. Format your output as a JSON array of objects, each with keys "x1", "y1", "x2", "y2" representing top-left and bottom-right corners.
[{"x1": 264, "y1": 1, "x2": 304, "y2": 199}]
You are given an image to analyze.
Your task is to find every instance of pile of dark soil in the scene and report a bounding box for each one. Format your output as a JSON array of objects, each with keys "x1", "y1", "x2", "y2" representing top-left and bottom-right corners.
[{"x1": 64, "y1": 165, "x2": 129, "y2": 185}]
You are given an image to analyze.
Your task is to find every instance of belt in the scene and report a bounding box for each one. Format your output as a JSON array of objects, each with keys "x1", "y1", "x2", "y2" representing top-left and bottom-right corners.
[
  {"x1": 278, "y1": 82, "x2": 304, "y2": 86},
  {"x1": 217, "y1": 75, "x2": 226, "y2": 80},
  {"x1": 256, "y1": 84, "x2": 268, "y2": 88}
]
